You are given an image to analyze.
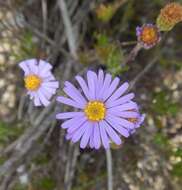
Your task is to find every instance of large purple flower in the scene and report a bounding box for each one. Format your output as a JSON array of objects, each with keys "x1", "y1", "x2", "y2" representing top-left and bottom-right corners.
[
  {"x1": 19, "y1": 59, "x2": 59, "y2": 107},
  {"x1": 56, "y1": 70, "x2": 144, "y2": 149}
]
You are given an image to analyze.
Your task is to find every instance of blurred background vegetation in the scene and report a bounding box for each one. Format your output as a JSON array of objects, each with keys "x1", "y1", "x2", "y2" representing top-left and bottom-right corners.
[{"x1": 0, "y1": 0, "x2": 182, "y2": 190}]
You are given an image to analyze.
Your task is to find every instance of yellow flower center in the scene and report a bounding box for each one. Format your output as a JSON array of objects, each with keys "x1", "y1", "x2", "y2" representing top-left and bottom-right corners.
[
  {"x1": 84, "y1": 101, "x2": 106, "y2": 121},
  {"x1": 128, "y1": 118, "x2": 138, "y2": 123},
  {"x1": 127, "y1": 109, "x2": 138, "y2": 124},
  {"x1": 141, "y1": 27, "x2": 158, "y2": 44},
  {"x1": 24, "y1": 75, "x2": 42, "y2": 91}
]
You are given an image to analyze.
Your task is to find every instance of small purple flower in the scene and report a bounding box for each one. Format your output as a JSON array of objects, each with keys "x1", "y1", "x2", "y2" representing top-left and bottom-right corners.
[
  {"x1": 56, "y1": 70, "x2": 144, "y2": 149},
  {"x1": 127, "y1": 110, "x2": 145, "y2": 135},
  {"x1": 136, "y1": 23, "x2": 161, "y2": 49},
  {"x1": 19, "y1": 59, "x2": 59, "y2": 107}
]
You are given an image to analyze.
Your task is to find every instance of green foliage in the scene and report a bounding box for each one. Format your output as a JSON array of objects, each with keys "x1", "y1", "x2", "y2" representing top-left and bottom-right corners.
[
  {"x1": 153, "y1": 134, "x2": 182, "y2": 178},
  {"x1": 0, "y1": 121, "x2": 23, "y2": 144},
  {"x1": 152, "y1": 0, "x2": 165, "y2": 5},
  {"x1": 0, "y1": 157, "x2": 6, "y2": 165},
  {"x1": 96, "y1": 4, "x2": 115, "y2": 23},
  {"x1": 151, "y1": 91, "x2": 180, "y2": 116},
  {"x1": 13, "y1": 173, "x2": 55, "y2": 190},
  {"x1": 173, "y1": 148, "x2": 182, "y2": 158},
  {"x1": 120, "y1": 0, "x2": 134, "y2": 30},
  {"x1": 34, "y1": 177, "x2": 55, "y2": 190},
  {"x1": 13, "y1": 30, "x2": 37, "y2": 62},
  {"x1": 159, "y1": 58, "x2": 182, "y2": 70},
  {"x1": 153, "y1": 133, "x2": 169, "y2": 147},
  {"x1": 13, "y1": 184, "x2": 27, "y2": 190},
  {"x1": 96, "y1": 33, "x2": 109, "y2": 46},
  {"x1": 73, "y1": 172, "x2": 106, "y2": 190},
  {"x1": 33, "y1": 154, "x2": 49, "y2": 165},
  {"x1": 171, "y1": 162, "x2": 182, "y2": 177},
  {"x1": 171, "y1": 148, "x2": 182, "y2": 177},
  {"x1": 95, "y1": 33, "x2": 126, "y2": 76}
]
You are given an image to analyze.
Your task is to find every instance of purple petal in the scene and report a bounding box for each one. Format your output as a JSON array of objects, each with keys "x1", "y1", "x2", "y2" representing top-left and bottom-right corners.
[
  {"x1": 135, "y1": 114, "x2": 145, "y2": 128},
  {"x1": 63, "y1": 87, "x2": 86, "y2": 107},
  {"x1": 61, "y1": 116, "x2": 83, "y2": 129},
  {"x1": 65, "y1": 81, "x2": 87, "y2": 102},
  {"x1": 43, "y1": 81, "x2": 59, "y2": 89},
  {"x1": 56, "y1": 112, "x2": 84, "y2": 120},
  {"x1": 93, "y1": 122, "x2": 101, "y2": 149},
  {"x1": 28, "y1": 60, "x2": 39, "y2": 74},
  {"x1": 106, "y1": 93, "x2": 135, "y2": 108},
  {"x1": 106, "y1": 82, "x2": 129, "y2": 104},
  {"x1": 106, "y1": 114, "x2": 134, "y2": 130},
  {"x1": 41, "y1": 86, "x2": 57, "y2": 96},
  {"x1": 37, "y1": 89, "x2": 50, "y2": 106},
  {"x1": 99, "y1": 121, "x2": 109, "y2": 149},
  {"x1": 136, "y1": 26, "x2": 142, "y2": 36},
  {"x1": 71, "y1": 121, "x2": 88, "y2": 143},
  {"x1": 43, "y1": 74, "x2": 56, "y2": 81},
  {"x1": 98, "y1": 74, "x2": 112, "y2": 100},
  {"x1": 95, "y1": 70, "x2": 104, "y2": 99},
  {"x1": 65, "y1": 133, "x2": 73, "y2": 140},
  {"x1": 67, "y1": 118, "x2": 87, "y2": 133},
  {"x1": 80, "y1": 122, "x2": 93, "y2": 149},
  {"x1": 102, "y1": 120, "x2": 122, "y2": 145},
  {"x1": 61, "y1": 115, "x2": 86, "y2": 130},
  {"x1": 106, "y1": 115, "x2": 130, "y2": 137},
  {"x1": 75, "y1": 75, "x2": 90, "y2": 100},
  {"x1": 19, "y1": 60, "x2": 30, "y2": 75},
  {"x1": 107, "y1": 110, "x2": 139, "y2": 118},
  {"x1": 33, "y1": 92, "x2": 41, "y2": 106},
  {"x1": 87, "y1": 71, "x2": 97, "y2": 100},
  {"x1": 108, "y1": 101, "x2": 138, "y2": 112},
  {"x1": 38, "y1": 60, "x2": 52, "y2": 77},
  {"x1": 39, "y1": 88, "x2": 53, "y2": 100},
  {"x1": 89, "y1": 127, "x2": 94, "y2": 148},
  {"x1": 63, "y1": 82, "x2": 87, "y2": 107},
  {"x1": 102, "y1": 77, "x2": 120, "y2": 101},
  {"x1": 57, "y1": 96, "x2": 84, "y2": 109}
]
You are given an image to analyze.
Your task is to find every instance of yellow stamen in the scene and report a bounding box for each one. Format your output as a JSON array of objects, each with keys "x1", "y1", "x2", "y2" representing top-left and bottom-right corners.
[
  {"x1": 128, "y1": 118, "x2": 138, "y2": 123},
  {"x1": 141, "y1": 27, "x2": 158, "y2": 44},
  {"x1": 84, "y1": 101, "x2": 106, "y2": 122},
  {"x1": 127, "y1": 109, "x2": 138, "y2": 124},
  {"x1": 24, "y1": 74, "x2": 42, "y2": 91}
]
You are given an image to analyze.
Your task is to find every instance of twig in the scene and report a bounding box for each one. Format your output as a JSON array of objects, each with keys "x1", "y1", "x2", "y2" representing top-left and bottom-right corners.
[
  {"x1": 0, "y1": 120, "x2": 50, "y2": 176},
  {"x1": 66, "y1": 145, "x2": 79, "y2": 190},
  {"x1": 113, "y1": 0, "x2": 128, "y2": 11},
  {"x1": 64, "y1": 143, "x2": 73, "y2": 190},
  {"x1": 41, "y1": 0, "x2": 48, "y2": 47},
  {"x1": 33, "y1": 100, "x2": 55, "y2": 126},
  {"x1": 129, "y1": 56, "x2": 159, "y2": 90},
  {"x1": 23, "y1": 21, "x2": 71, "y2": 58},
  {"x1": 58, "y1": 0, "x2": 78, "y2": 59},
  {"x1": 120, "y1": 41, "x2": 137, "y2": 46},
  {"x1": 106, "y1": 148, "x2": 113, "y2": 190},
  {"x1": 17, "y1": 93, "x2": 26, "y2": 120},
  {"x1": 122, "y1": 44, "x2": 142, "y2": 65}
]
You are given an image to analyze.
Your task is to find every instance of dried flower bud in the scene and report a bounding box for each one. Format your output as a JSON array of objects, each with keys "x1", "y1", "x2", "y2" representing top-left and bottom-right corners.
[
  {"x1": 136, "y1": 24, "x2": 161, "y2": 49},
  {"x1": 157, "y1": 2, "x2": 182, "y2": 31},
  {"x1": 95, "y1": 4, "x2": 115, "y2": 22}
]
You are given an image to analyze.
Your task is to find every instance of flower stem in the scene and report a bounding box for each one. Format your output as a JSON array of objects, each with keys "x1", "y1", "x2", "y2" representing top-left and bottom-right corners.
[{"x1": 106, "y1": 148, "x2": 113, "y2": 190}]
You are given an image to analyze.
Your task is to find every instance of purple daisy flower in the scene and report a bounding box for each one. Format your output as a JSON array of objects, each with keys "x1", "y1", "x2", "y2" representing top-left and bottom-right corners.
[
  {"x1": 19, "y1": 59, "x2": 59, "y2": 107},
  {"x1": 136, "y1": 23, "x2": 161, "y2": 49},
  {"x1": 126, "y1": 108, "x2": 145, "y2": 135},
  {"x1": 56, "y1": 70, "x2": 144, "y2": 149}
]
